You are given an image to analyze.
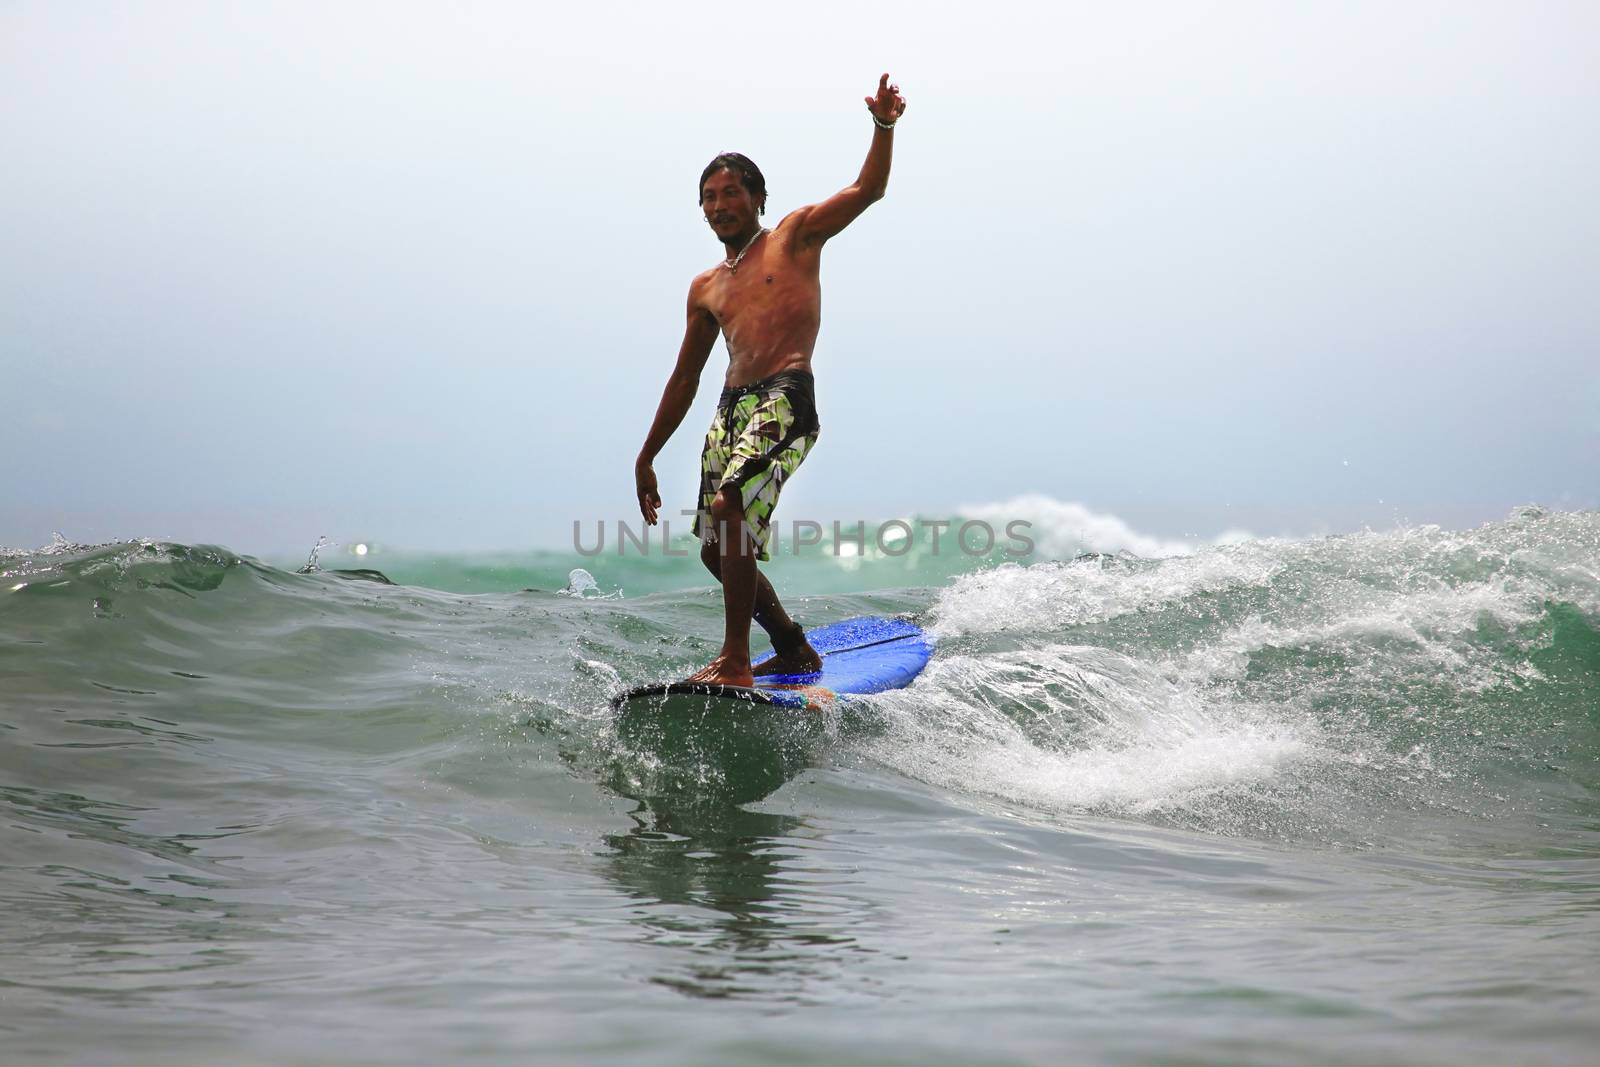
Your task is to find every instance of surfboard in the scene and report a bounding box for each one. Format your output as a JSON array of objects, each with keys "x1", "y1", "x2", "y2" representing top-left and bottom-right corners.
[
  {"x1": 610, "y1": 615, "x2": 933, "y2": 713},
  {"x1": 609, "y1": 616, "x2": 932, "y2": 804}
]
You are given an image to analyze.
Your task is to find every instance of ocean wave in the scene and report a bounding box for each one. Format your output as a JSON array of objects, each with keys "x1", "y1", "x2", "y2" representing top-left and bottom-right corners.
[
  {"x1": 858, "y1": 507, "x2": 1600, "y2": 835},
  {"x1": 4, "y1": 507, "x2": 1595, "y2": 844},
  {"x1": 958, "y1": 493, "x2": 1254, "y2": 559}
]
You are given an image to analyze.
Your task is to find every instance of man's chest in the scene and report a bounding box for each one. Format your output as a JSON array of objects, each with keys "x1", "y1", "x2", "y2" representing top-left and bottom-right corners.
[{"x1": 704, "y1": 260, "x2": 819, "y2": 327}]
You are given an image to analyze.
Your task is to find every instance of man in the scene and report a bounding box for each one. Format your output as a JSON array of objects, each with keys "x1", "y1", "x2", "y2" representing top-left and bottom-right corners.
[{"x1": 634, "y1": 73, "x2": 908, "y2": 687}]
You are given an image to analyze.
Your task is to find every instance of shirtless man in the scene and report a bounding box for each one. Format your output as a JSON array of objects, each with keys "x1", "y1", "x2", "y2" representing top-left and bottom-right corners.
[{"x1": 634, "y1": 74, "x2": 908, "y2": 688}]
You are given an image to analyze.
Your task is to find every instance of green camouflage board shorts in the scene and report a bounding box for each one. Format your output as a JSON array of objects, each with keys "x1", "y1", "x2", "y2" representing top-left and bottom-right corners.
[{"x1": 693, "y1": 370, "x2": 820, "y2": 562}]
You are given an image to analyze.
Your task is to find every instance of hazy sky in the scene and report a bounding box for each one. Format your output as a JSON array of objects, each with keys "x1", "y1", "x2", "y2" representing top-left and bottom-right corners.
[{"x1": 4, "y1": 1, "x2": 1596, "y2": 553}]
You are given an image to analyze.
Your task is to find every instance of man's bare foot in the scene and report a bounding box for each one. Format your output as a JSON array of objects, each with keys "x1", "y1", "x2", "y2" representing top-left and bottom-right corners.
[
  {"x1": 684, "y1": 654, "x2": 754, "y2": 688},
  {"x1": 753, "y1": 640, "x2": 823, "y2": 677}
]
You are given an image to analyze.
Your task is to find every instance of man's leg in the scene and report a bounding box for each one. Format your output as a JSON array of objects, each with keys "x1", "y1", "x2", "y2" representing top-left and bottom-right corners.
[
  {"x1": 685, "y1": 487, "x2": 758, "y2": 686},
  {"x1": 699, "y1": 541, "x2": 810, "y2": 653},
  {"x1": 697, "y1": 512, "x2": 822, "y2": 678},
  {"x1": 688, "y1": 384, "x2": 823, "y2": 682}
]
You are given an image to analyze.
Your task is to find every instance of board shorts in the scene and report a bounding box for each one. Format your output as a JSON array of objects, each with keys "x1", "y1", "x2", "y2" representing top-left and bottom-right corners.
[{"x1": 692, "y1": 370, "x2": 820, "y2": 562}]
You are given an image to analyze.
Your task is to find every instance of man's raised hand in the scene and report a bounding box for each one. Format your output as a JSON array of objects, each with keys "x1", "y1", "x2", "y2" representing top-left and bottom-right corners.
[{"x1": 865, "y1": 73, "x2": 907, "y2": 127}]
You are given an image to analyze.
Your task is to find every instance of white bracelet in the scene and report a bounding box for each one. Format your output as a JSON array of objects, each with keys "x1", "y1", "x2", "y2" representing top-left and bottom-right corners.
[{"x1": 870, "y1": 112, "x2": 897, "y2": 131}]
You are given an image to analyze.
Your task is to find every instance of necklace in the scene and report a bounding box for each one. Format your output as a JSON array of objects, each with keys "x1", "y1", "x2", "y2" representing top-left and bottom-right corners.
[{"x1": 722, "y1": 227, "x2": 768, "y2": 273}]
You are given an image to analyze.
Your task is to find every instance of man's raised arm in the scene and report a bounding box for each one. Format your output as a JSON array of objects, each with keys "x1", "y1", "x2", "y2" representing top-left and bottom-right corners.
[
  {"x1": 635, "y1": 281, "x2": 720, "y2": 525},
  {"x1": 795, "y1": 74, "x2": 908, "y2": 248}
]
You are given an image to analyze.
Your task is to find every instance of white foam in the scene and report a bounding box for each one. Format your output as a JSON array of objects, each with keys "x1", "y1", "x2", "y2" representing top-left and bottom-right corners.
[
  {"x1": 863, "y1": 509, "x2": 1600, "y2": 826},
  {"x1": 948, "y1": 725, "x2": 1308, "y2": 815},
  {"x1": 862, "y1": 645, "x2": 1313, "y2": 815},
  {"x1": 931, "y1": 540, "x2": 1287, "y2": 638},
  {"x1": 1182, "y1": 579, "x2": 1545, "y2": 689}
]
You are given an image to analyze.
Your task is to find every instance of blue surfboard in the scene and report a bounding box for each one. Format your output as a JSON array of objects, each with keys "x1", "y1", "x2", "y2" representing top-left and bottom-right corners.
[
  {"x1": 609, "y1": 616, "x2": 932, "y2": 803},
  {"x1": 610, "y1": 615, "x2": 933, "y2": 712}
]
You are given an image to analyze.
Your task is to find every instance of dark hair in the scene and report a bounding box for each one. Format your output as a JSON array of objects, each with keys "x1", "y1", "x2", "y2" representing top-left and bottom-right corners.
[{"x1": 698, "y1": 152, "x2": 767, "y2": 216}]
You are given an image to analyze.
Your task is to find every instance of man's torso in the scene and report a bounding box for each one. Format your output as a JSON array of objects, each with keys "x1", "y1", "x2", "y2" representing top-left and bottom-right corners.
[{"x1": 694, "y1": 214, "x2": 822, "y2": 388}]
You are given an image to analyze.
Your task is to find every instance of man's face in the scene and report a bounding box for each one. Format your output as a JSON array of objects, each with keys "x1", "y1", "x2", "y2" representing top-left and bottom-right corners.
[{"x1": 701, "y1": 168, "x2": 759, "y2": 241}]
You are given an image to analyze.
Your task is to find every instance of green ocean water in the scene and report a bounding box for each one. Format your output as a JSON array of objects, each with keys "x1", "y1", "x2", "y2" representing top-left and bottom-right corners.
[{"x1": 2, "y1": 506, "x2": 1598, "y2": 1065}]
